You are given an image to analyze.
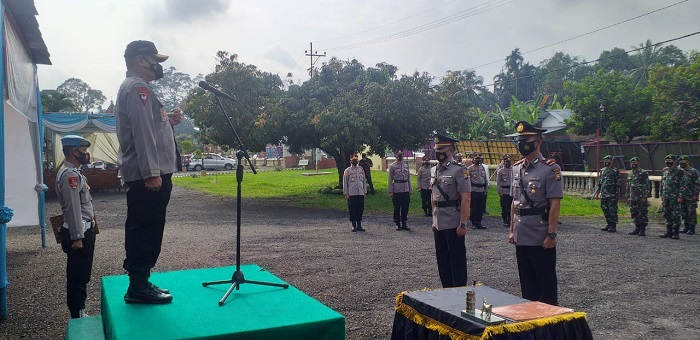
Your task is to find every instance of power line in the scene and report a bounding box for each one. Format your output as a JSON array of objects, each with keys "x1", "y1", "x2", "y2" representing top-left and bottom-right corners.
[
  {"x1": 305, "y1": 42, "x2": 326, "y2": 79},
  {"x1": 485, "y1": 31, "x2": 700, "y2": 88},
  {"x1": 468, "y1": 0, "x2": 689, "y2": 71},
  {"x1": 324, "y1": 0, "x2": 513, "y2": 53}
]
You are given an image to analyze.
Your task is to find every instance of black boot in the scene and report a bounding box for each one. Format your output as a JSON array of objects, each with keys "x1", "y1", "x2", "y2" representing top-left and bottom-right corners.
[
  {"x1": 687, "y1": 225, "x2": 695, "y2": 235},
  {"x1": 681, "y1": 224, "x2": 690, "y2": 234},
  {"x1": 601, "y1": 224, "x2": 610, "y2": 231},
  {"x1": 395, "y1": 221, "x2": 402, "y2": 231},
  {"x1": 401, "y1": 221, "x2": 411, "y2": 231},
  {"x1": 628, "y1": 225, "x2": 640, "y2": 235},
  {"x1": 351, "y1": 221, "x2": 357, "y2": 232},
  {"x1": 607, "y1": 224, "x2": 617, "y2": 233},
  {"x1": 423, "y1": 209, "x2": 429, "y2": 217},
  {"x1": 672, "y1": 226, "x2": 680, "y2": 239},
  {"x1": 356, "y1": 221, "x2": 365, "y2": 232},
  {"x1": 638, "y1": 225, "x2": 646, "y2": 236},
  {"x1": 659, "y1": 226, "x2": 673, "y2": 238}
]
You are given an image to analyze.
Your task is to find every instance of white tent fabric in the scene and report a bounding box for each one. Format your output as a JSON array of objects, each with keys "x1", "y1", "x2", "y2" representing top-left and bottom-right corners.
[
  {"x1": 3, "y1": 103, "x2": 39, "y2": 227},
  {"x1": 52, "y1": 132, "x2": 119, "y2": 168},
  {"x1": 43, "y1": 113, "x2": 119, "y2": 167}
]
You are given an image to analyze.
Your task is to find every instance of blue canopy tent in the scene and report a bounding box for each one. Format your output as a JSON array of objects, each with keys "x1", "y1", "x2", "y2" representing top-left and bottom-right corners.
[
  {"x1": 42, "y1": 112, "x2": 119, "y2": 168},
  {"x1": 0, "y1": 0, "x2": 51, "y2": 320}
]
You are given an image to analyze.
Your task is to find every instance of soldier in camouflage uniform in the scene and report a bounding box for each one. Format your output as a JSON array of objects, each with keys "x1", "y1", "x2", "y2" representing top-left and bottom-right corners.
[
  {"x1": 660, "y1": 155, "x2": 683, "y2": 239},
  {"x1": 678, "y1": 155, "x2": 699, "y2": 235},
  {"x1": 599, "y1": 155, "x2": 620, "y2": 232},
  {"x1": 626, "y1": 157, "x2": 651, "y2": 236}
]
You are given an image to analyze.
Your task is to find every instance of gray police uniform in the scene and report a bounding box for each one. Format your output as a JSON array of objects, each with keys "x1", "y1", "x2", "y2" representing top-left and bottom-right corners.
[
  {"x1": 511, "y1": 154, "x2": 563, "y2": 305},
  {"x1": 56, "y1": 161, "x2": 96, "y2": 318},
  {"x1": 432, "y1": 159, "x2": 471, "y2": 287},
  {"x1": 468, "y1": 164, "x2": 488, "y2": 228},
  {"x1": 343, "y1": 165, "x2": 367, "y2": 224},
  {"x1": 388, "y1": 161, "x2": 412, "y2": 226},
  {"x1": 496, "y1": 165, "x2": 514, "y2": 226},
  {"x1": 417, "y1": 165, "x2": 432, "y2": 216}
]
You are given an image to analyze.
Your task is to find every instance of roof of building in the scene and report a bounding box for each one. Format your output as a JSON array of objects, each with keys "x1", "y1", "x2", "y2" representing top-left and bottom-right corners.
[{"x1": 4, "y1": 0, "x2": 51, "y2": 65}]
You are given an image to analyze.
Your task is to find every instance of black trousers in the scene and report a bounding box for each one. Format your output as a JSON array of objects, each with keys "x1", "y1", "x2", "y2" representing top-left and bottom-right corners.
[
  {"x1": 434, "y1": 228, "x2": 467, "y2": 288},
  {"x1": 516, "y1": 245, "x2": 558, "y2": 306},
  {"x1": 60, "y1": 227, "x2": 95, "y2": 317},
  {"x1": 366, "y1": 174, "x2": 375, "y2": 194},
  {"x1": 420, "y1": 189, "x2": 432, "y2": 213},
  {"x1": 123, "y1": 174, "x2": 173, "y2": 282},
  {"x1": 500, "y1": 194, "x2": 513, "y2": 223},
  {"x1": 347, "y1": 195, "x2": 365, "y2": 222},
  {"x1": 392, "y1": 192, "x2": 410, "y2": 223},
  {"x1": 470, "y1": 191, "x2": 486, "y2": 224}
]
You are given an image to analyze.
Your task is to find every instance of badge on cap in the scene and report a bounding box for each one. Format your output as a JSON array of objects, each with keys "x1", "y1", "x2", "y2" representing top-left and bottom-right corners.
[{"x1": 137, "y1": 86, "x2": 150, "y2": 104}]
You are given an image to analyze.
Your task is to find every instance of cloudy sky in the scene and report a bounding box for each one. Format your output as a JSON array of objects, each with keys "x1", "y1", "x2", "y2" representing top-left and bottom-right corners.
[{"x1": 34, "y1": 0, "x2": 699, "y2": 103}]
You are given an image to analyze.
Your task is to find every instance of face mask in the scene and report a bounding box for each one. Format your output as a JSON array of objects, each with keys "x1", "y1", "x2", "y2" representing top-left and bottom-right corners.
[
  {"x1": 680, "y1": 163, "x2": 688, "y2": 168},
  {"x1": 631, "y1": 163, "x2": 638, "y2": 169},
  {"x1": 396, "y1": 155, "x2": 403, "y2": 161},
  {"x1": 422, "y1": 161, "x2": 429, "y2": 166},
  {"x1": 74, "y1": 150, "x2": 91, "y2": 165},
  {"x1": 351, "y1": 160, "x2": 358, "y2": 166},
  {"x1": 151, "y1": 63, "x2": 164, "y2": 80},
  {"x1": 436, "y1": 152, "x2": 448, "y2": 162},
  {"x1": 666, "y1": 161, "x2": 674, "y2": 167},
  {"x1": 517, "y1": 140, "x2": 536, "y2": 157},
  {"x1": 474, "y1": 158, "x2": 482, "y2": 164},
  {"x1": 604, "y1": 162, "x2": 611, "y2": 166},
  {"x1": 505, "y1": 163, "x2": 511, "y2": 168}
]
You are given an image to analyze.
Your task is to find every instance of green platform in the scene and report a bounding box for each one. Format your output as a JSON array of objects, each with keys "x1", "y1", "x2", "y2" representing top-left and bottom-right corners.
[{"x1": 99, "y1": 264, "x2": 345, "y2": 340}]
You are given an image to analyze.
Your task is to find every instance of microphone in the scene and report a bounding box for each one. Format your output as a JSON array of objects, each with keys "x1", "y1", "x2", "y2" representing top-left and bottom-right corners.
[{"x1": 198, "y1": 81, "x2": 235, "y2": 101}]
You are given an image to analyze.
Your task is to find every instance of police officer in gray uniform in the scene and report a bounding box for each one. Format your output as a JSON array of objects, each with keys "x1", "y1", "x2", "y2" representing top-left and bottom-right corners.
[
  {"x1": 417, "y1": 155, "x2": 433, "y2": 217},
  {"x1": 389, "y1": 150, "x2": 412, "y2": 230},
  {"x1": 116, "y1": 40, "x2": 182, "y2": 304},
  {"x1": 431, "y1": 134, "x2": 471, "y2": 288},
  {"x1": 496, "y1": 155, "x2": 514, "y2": 227},
  {"x1": 56, "y1": 135, "x2": 96, "y2": 319},
  {"x1": 343, "y1": 153, "x2": 367, "y2": 232},
  {"x1": 509, "y1": 121, "x2": 563, "y2": 306},
  {"x1": 468, "y1": 153, "x2": 488, "y2": 229}
]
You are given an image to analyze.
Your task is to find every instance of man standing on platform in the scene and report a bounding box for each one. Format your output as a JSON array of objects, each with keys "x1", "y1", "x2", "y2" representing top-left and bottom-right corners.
[
  {"x1": 660, "y1": 155, "x2": 683, "y2": 239},
  {"x1": 509, "y1": 121, "x2": 563, "y2": 306},
  {"x1": 56, "y1": 135, "x2": 96, "y2": 319},
  {"x1": 389, "y1": 150, "x2": 412, "y2": 230},
  {"x1": 343, "y1": 153, "x2": 367, "y2": 232},
  {"x1": 599, "y1": 155, "x2": 620, "y2": 232},
  {"x1": 359, "y1": 153, "x2": 375, "y2": 195},
  {"x1": 678, "y1": 155, "x2": 699, "y2": 235},
  {"x1": 431, "y1": 134, "x2": 471, "y2": 288},
  {"x1": 116, "y1": 40, "x2": 181, "y2": 304},
  {"x1": 626, "y1": 157, "x2": 651, "y2": 236},
  {"x1": 468, "y1": 153, "x2": 488, "y2": 229},
  {"x1": 496, "y1": 155, "x2": 513, "y2": 228},
  {"x1": 417, "y1": 155, "x2": 433, "y2": 217}
]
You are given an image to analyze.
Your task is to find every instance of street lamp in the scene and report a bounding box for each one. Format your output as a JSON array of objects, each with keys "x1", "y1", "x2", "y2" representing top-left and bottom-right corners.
[{"x1": 596, "y1": 104, "x2": 605, "y2": 184}]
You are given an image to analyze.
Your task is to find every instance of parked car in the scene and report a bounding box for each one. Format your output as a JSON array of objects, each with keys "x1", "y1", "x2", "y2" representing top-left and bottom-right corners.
[{"x1": 186, "y1": 153, "x2": 236, "y2": 171}]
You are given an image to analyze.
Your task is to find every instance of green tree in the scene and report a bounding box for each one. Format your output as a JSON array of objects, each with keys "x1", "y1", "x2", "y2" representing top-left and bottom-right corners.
[
  {"x1": 628, "y1": 40, "x2": 688, "y2": 88},
  {"x1": 494, "y1": 48, "x2": 537, "y2": 108},
  {"x1": 597, "y1": 47, "x2": 636, "y2": 72},
  {"x1": 184, "y1": 51, "x2": 284, "y2": 153},
  {"x1": 536, "y1": 52, "x2": 594, "y2": 99},
  {"x1": 40, "y1": 89, "x2": 77, "y2": 112},
  {"x1": 564, "y1": 70, "x2": 652, "y2": 143},
  {"x1": 647, "y1": 56, "x2": 700, "y2": 140},
  {"x1": 151, "y1": 66, "x2": 202, "y2": 136},
  {"x1": 56, "y1": 78, "x2": 106, "y2": 113}
]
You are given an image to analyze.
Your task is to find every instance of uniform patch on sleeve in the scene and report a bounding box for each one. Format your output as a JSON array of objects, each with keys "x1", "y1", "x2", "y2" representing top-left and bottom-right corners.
[
  {"x1": 462, "y1": 169, "x2": 469, "y2": 179},
  {"x1": 552, "y1": 168, "x2": 561, "y2": 181},
  {"x1": 68, "y1": 177, "x2": 78, "y2": 189},
  {"x1": 136, "y1": 86, "x2": 150, "y2": 104}
]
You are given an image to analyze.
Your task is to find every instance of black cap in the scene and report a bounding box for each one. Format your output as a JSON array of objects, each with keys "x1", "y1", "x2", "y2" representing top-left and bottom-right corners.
[
  {"x1": 124, "y1": 40, "x2": 169, "y2": 62},
  {"x1": 515, "y1": 121, "x2": 546, "y2": 136},
  {"x1": 434, "y1": 133, "x2": 459, "y2": 147}
]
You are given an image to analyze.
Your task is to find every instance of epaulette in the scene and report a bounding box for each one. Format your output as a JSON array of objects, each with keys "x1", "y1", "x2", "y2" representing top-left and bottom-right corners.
[
  {"x1": 544, "y1": 158, "x2": 556, "y2": 166},
  {"x1": 514, "y1": 159, "x2": 525, "y2": 166}
]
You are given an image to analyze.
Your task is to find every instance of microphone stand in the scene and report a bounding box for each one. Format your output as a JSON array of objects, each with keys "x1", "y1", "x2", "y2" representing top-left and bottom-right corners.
[{"x1": 201, "y1": 96, "x2": 289, "y2": 306}]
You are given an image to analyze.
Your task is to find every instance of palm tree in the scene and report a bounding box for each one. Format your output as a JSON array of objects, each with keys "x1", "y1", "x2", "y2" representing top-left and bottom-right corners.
[
  {"x1": 628, "y1": 39, "x2": 663, "y2": 88},
  {"x1": 40, "y1": 90, "x2": 78, "y2": 113}
]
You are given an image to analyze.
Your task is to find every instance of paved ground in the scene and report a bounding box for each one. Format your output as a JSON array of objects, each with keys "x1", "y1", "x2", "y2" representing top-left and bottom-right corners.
[{"x1": 2, "y1": 186, "x2": 700, "y2": 339}]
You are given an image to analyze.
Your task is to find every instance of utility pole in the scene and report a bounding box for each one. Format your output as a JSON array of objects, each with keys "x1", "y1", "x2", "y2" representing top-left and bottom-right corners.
[{"x1": 304, "y1": 42, "x2": 326, "y2": 79}]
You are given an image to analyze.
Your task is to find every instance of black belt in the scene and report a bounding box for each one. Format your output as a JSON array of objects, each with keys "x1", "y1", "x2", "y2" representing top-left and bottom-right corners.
[
  {"x1": 435, "y1": 200, "x2": 460, "y2": 207},
  {"x1": 394, "y1": 180, "x2": 407, "y2": 183},
  {"x1": 515, "y1": 207, "x2": 546, "y2": 216},
  {"x1": 471, "y1": 183, "x2": 486, "y2": 188}
]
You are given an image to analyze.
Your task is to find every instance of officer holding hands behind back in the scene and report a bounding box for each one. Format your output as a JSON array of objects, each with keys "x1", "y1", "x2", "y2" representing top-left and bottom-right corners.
[{"x1": 509, "y1": 121, "x2": 563, "y2": 306}]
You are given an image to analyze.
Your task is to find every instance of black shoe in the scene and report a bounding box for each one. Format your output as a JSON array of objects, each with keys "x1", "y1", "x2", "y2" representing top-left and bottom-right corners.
[
  {"x1": 687, "y1": 227, "x2": 695, "y2": 235},
  {"x1": 395, "y1": 226, "x2": 403, "y2": 231},
  {"x1": 401, "y1": 222, "x2": 411, "y2": 231},
  {"x1": 356, "y1": 227, "x2": 366, "y2": 231},
  {"x1": 607, "y1": 225, "x2": 617, "y2": 233},
  {"x1": 628, "y1": 228, "x2": 640, "y2": 235},
  {"x1": 601, "y1": 225, "x2": 610, "y2": 231},
  {"x1": 124, "y1": 286, "x2": 173, "y2": 304},
  {"x1": 149, "y1": 282, "x2": 170, "y2": 294},
  {"x1": 351, "y1": 228, "x2": 357, "y2": 232},
  {"x1": 638, "y1": 230, "x2": 646, "y2": 236}
]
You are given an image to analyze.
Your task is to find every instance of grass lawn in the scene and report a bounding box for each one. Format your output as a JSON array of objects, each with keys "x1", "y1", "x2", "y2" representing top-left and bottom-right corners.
[{"x1": 173, "y1": 169, "x2": 627, "y2": 217}]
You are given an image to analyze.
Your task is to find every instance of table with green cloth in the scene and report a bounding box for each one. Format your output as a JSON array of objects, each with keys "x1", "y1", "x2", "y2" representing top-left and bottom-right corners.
[
  {"x1": 391, "y1": 285, "x2": 592, "y2": 340},
  {"x1": 95, "y1": 264, "x2": 345, "y2": 340}
]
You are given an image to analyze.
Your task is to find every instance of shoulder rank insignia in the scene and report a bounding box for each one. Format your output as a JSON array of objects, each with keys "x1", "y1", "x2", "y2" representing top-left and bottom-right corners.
[
  {"x1": 552, "y1": 168, "x2": 561, "y2": 181},
  {"x1": 68, "y1": 176, "x2": 78, "y2": 190},
  {"x1": 514, "y1": 159, "x2": 525, "y2": 166},
  {"x1": 462, "y1": 168, "x2": 469, "y2": 179},
  {"x1": 136, "y1": 86, "x2": 150, "y2": 105},
  {"x1": 544, "y1": 158, "x2": 556, "y2": 166}
]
